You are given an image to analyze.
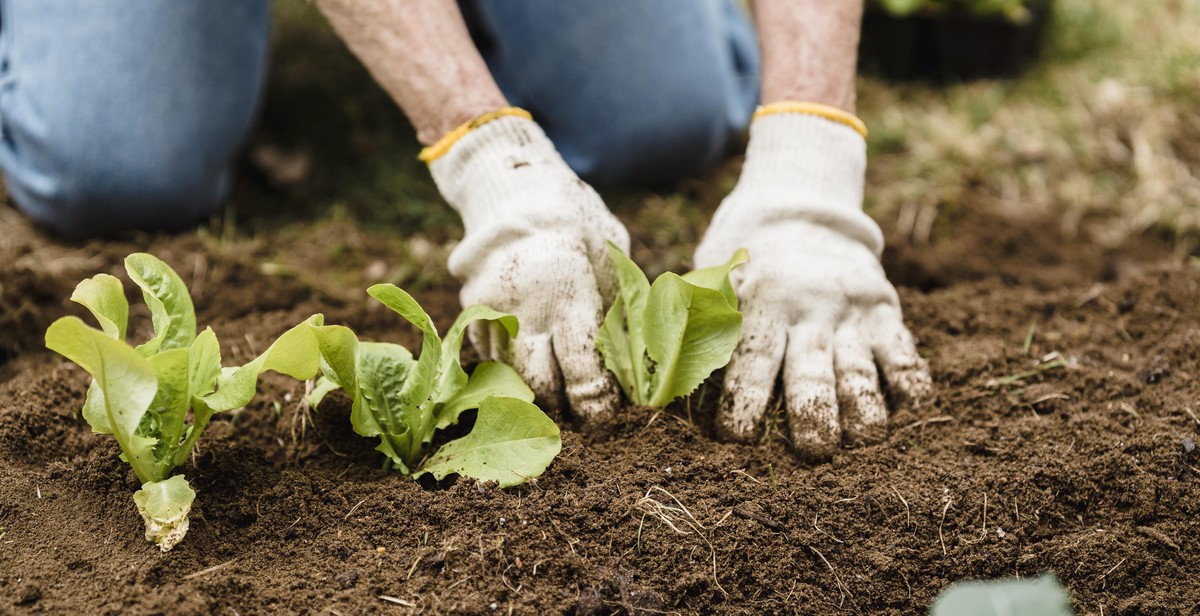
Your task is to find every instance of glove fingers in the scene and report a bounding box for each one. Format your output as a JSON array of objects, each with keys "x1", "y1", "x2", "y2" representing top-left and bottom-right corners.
[
  {"x1": 868, "y1": 304, "x2": 933, "y2": 405},
  {"x1": 510, "y1": 331, "x2": 566, "y2": 414},
  {"x1": 833, "y1": 325, "x2": 888, "y2": 447},
  {"x1": 551, "y1": 299, "x2": 621, "y2": 427},
  {"x1": 782, "y1": 321, "x2": 839, "y2": 460},
  {"x1": 715, "y1": 304, "x2": 785, "y2": 443}
]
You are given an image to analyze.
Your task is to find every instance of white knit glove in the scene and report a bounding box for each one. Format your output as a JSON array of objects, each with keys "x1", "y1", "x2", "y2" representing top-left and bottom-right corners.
[
  {"x1": 694, "y1": 108, "x2": 931, "y2": 459},
  {"x1": 426, "y1": 111, "x2": 629, "y2": 423}
]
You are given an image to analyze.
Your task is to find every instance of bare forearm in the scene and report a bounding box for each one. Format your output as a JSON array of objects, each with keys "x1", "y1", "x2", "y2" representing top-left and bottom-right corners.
[
  {"x1": 315, "y1": 0, "x2": 507, "y2": 144},
  {"x1": 754, "y1": 0, "x2": 863, "y2": 112}
]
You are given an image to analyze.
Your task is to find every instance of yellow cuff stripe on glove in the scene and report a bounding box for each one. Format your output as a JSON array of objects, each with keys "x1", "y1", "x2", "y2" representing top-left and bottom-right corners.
[
  {"x1": 753, "y1": 101, "x2": 868, "y2": 139},
  {"x1": 418, "y1": 107, "x2": 533, "y2": 163}
]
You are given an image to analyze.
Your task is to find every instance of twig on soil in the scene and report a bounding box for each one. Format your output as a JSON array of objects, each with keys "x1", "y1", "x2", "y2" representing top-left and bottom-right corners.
[
  {"x1": 729, "y1": 469, "x2": 762, "y2": 484},
  {"x1": 344, "y1": 498, "x2": 368, "y2": 520},
  {"x1": 378, "y1": 595, "x2": 416, "y2": 607},
  {"x1": 183, "y1": 558, "x2": 240, "y2": 581},
  {"x1": 891, "y1": 487, "x2": 911, "y2": 527},
  {"x1": 939, "y1": 497, "x2": 953, "y2": 556},
  {"x1": 1183, "y1": 406, "x2": 1199, "y2": 427},
  {"x1": 732, "y1": 507, "x2": 783, "y2": 531},
  {"x1": 1098, "y1": 558, "x2": 1126, "y2": 581},
  {"x1": 898, "y1": 415, "x2": 955, "y2": 432}
]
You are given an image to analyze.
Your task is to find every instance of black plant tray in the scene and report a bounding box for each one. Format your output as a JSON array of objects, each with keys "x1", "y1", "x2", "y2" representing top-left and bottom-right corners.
[{"x1": 858, "y1": 3, "x2": 1052, "y2": 81}]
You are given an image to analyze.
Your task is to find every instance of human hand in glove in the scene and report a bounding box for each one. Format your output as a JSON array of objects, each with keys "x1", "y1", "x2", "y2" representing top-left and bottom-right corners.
[
  {"x1": 694, "y1": 105, "x2": 932, "y2": 459},
  {"x1": 423, "y1": 110, "x2": 629, "y2": 423}
]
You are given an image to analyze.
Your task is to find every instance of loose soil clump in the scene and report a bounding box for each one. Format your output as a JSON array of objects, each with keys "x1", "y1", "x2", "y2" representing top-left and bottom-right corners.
[{"x1": 1, "y1": 207, "x2": 1198, "y2": 614}]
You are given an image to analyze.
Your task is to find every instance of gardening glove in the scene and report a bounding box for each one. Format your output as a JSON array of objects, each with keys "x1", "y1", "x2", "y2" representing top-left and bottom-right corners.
[
  {"x1": 423, "y1": 108, "x2": 629, "y2": 424},
  {"x1": 693, "y1": 103, "x2": 932, "y2": 459}
]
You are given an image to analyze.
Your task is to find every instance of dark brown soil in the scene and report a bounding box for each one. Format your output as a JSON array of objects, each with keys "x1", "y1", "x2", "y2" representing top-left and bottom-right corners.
[{"x1": 1, "y1": 201, "x2": 1199, "y2": 615}]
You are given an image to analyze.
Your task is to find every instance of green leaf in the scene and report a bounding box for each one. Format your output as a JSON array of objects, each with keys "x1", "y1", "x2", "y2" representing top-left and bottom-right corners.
[
  {"x1": 70, "y1": 273, "x2": 128, "y2": 340},
  {"x1": 124, "y1": 253, "x2": 196, "y2": 355},
  {"x1": 46, "y1": 317, "x2": 160, "y2": 483},
  {"x1": 644, "y1": 274, "x2": 743, "y2": 407},
  {"x1": 202, "y1": 315, "x2": 324, "y2": 413},
  {"x1": 930, "y1": 575, "x2": 1074, "y2": 616},
  {"x1": 147, "y1": 347, "x2": 191, "y2": 463},
  {"x1": 437, "y1": 362, "x2": 534, "y2": 430},
  {"x1": 419, "y1": 396, "x2": 561, "y2": 488},
  {"x1": 133, "y1": 475, "x2": 196, "y2": 552},
  {"x1": 310, "y1": 324, "x2": 360, "y2": 394},
  {"x1": 367, "y1": 284, "x2": 441, "y2": 419},
  {"x1": 188, "y1": 327, "x2": 222, "y2": 401},
  {"x1": 436, "y1": 305, "x2": 519, "y2": 404},
  {"x1": 680, "y1": 247, "x2": 749, "y2": 310},
  {"x1": 307, "y1": 376, "x2": 342, "y2": 410},
  {"x1": 352, "y1": 341, "x2": 418, "y2": 470},
  {"x1": 596, "y1": 242, "x2": 652, "y2": 404},
  {"x1": 81, "y1": 382, "x2": 111, "y2": 434}
]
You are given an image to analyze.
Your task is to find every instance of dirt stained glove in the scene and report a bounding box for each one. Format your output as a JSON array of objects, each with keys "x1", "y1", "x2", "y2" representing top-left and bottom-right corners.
[
  {"x1": 423, "y1": 109, "x2": 629, "y2": 423},
  {"x1": 693, "y1": 104, "x2": 932, "y2": 458}
]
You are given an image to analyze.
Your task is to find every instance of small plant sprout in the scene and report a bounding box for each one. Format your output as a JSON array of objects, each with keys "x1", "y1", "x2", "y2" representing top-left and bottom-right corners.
[
  {"x1": 45, "y1": 254, "x2": 323, "y2": 551},
  {"x1": 596, "y1": 243, "x2": 748, "y2": 408},
  {"x1": 305, "y1": 284, "x2": 560, "y2": 487}
]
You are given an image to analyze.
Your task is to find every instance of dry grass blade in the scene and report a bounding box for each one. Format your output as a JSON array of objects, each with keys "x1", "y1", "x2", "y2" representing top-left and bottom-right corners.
[{"x1": 634, "y1": 486, "x2": 728, "y2": 597}]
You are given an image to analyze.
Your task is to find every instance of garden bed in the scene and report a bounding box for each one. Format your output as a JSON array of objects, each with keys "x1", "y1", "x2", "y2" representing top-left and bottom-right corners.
[{"x1": 1, "y1": 203, "x2": 1197, "y2": 614}]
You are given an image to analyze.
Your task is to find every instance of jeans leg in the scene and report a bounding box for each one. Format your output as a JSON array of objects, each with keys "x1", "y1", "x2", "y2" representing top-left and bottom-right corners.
[
  {"x1": 0, "y1": 0, "x2": 271, "y2": 238},
  {"x1": 472, "y1": 0, "x2": 761, "y2": 186}
]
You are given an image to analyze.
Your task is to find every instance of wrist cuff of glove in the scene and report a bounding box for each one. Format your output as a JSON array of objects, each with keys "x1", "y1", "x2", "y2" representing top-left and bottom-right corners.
[
  {"x1": 753, "y1": 101, "x2": 867, "y2": 138},
  {"x1": 737, "y1": 107, "x2": 868, "y2": 213},
  {"x1": 418, "y1": 107, "x2": 533, "y2": 163},
  {"x1": 706, "y1": 104, "x2": 882, "y2": 257}
]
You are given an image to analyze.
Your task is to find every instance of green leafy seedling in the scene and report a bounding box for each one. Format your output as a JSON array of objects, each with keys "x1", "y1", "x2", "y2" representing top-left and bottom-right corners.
[
  {"x1": 306, "y1": 284, "x2": 559, "y2": 487},
  {"x1": 596, "y1": 243, "x2": 748, "y2": 408},
  {"x1": 45, "y1": 254, "x2": 323, "y2": 551}
]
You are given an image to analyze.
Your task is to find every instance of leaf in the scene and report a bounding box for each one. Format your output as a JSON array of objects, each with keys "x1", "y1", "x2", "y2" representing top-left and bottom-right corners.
[
  {"x1": 310, "y1": 324, "x2": 361, "y2": 394},
  {"x1": 46, "y1": 317, "x2": 160, "y2": 483},
  {"x1": 352, "y1": 341, "x2": 418, "y2": 470},
  {"x1": 367, "y1": 284, "x2": 441, "y2": 418},
  {"x1": 147, "y1": 348, "x2": 192, "y2": 462},
  {"x1": 70, "y1": 273, "x2": 128, "y2": 340},
  {"x1": 419, "y1": 396, "x2": 561, "y2": 488},
  {"x1": 133, "y1": 475, "x2": 196, "y2": 552},
  {"x1": 930, "y1": 575, "x2": 1074, "y2": 616},
  {"x1": 437, "y1": 362, "x2": 534, "y2": 430},
  {"x1": 307, "y1": 376, "x2": 342, "y2": 410},
  {"x1": 188, "y1": 327, "x2": 222, "y2": 401},
  {"x1": 436, "y1": 305, "x2": 519, "y2": 404},
  {"x1": 596, "y1": 242, "x2": 652, "y2": 404},
  {"x1": 202, "y1": 315, "x2": 324, "y2": 413},
  {"x1": 124, "y1": 253, "x2": 196, "y2": 355},
  {"x1": 680, "y1": 247, "x2": 749, "y2": 310},
  {"x1": 643, "y1": 274, "x2": 743, "y2": 407}
]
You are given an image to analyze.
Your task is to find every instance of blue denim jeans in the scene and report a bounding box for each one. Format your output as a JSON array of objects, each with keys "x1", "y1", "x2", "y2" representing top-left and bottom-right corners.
[{"x1": 0, "y1": 0, "x2": 759, "y2": 237}]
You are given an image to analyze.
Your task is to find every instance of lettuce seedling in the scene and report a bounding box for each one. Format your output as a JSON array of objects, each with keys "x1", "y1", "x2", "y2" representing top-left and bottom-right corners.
[
  {"x1": 306, "y1": 284, "x2": 560, "y2": 487},
  {"x1": 596, "y1": 244, "x2": 749, "y2": 408},
  {"x1": 45, "y1": 254, "x2": 322, "y2": 551}
]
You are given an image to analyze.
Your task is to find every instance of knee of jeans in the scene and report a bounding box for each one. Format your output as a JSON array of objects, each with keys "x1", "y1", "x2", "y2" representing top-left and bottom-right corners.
[
  {"x1": 10, "y1": 149, "x2": 227, "y2": 239},
  {"x1": 561, "y1": 85, "x2": 734, "y2": 187}
]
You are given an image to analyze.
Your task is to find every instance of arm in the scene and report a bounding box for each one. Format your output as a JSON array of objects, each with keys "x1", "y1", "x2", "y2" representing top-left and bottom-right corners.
[
  {"x1": 314, "y1": 0, "x2": 505, "y2": 144},
  {"x1": 756, "y1": 0, "x2": 863, "y2": 111}
]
